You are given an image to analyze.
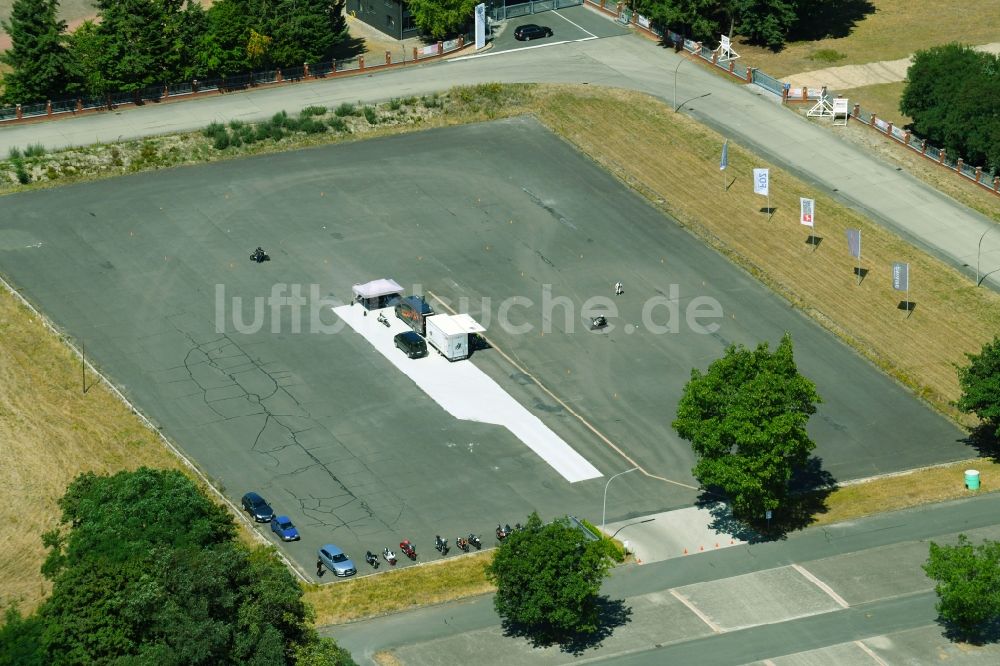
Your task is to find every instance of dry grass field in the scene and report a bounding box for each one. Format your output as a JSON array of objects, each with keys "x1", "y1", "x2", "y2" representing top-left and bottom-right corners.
[
  {"x1": 0, "y1": 287, "x2": 188, "y2": 614},
  {"x1": 838, "y1": 81, "x2": 912, "y2": 127},
  {"x1": 738, "y1": 0, "x2": 1000, "y2": 77}
]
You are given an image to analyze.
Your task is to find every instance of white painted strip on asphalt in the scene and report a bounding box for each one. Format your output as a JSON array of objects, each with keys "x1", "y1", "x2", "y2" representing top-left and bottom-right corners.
[
  {"x1": 551, "y1": 9, "x2": 597, "y2": 38},
  {"x1": 792, "y1": 563, "x2": 850, "y2": 609},
  {"x1": 332, "y1": 305, "x2": 601, "y2": 483},
  {"x1": 855, "y1": 640, "x2": 890, "y2": 666},
  {"x1": 669, "y1": 589, "x2": 722, "y2": 633},
  {"x1": 449, "y1": 36, "x2": 598, "y2": 62}
]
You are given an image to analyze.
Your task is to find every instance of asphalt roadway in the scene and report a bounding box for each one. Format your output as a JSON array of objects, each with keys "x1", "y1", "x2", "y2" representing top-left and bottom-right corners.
[
  {"x1": 0, "y1": 117, "x2": 969, "y2": 581},
  {"x1": 327, "y1": 492, "x2": 1000, "y2": 665},
  {"x1": 1, "y1": 10, "x2": 997, "y2": 289}
]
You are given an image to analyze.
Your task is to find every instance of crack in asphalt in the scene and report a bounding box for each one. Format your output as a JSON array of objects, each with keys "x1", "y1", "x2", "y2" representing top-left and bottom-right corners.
[{"x1": 165, "y1": 320, "x2": 403, "y2": 537}]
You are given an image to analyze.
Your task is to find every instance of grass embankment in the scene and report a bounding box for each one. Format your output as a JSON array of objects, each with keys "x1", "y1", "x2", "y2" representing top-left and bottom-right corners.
[
  {"x1": 0, "y1": 289, "x2": 189, "y2": 613},
  {"x1": 3, "y1": 83, "x2": 998, "y2": 625},
  {"x1": 737, "y1": 0, "x2": 1000, "y2": 77}
]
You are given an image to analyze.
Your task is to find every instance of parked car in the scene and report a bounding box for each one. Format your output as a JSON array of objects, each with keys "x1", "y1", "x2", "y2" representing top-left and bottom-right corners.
[
  {"x1": 394, "y1": 331, "x2": 428, "y2": 359},
  {"x1": 318, "y1": 544, "x2": 357, "y2": 577},
  {"x1": 514, "y1": 24, "x2": 553, "y2": 41},
  {"x1": 270, "y1": 515, "x2": 300, "y2": 541},
  {"x1": 241, "y1": 492, "x2": 274, "y2": 522}
]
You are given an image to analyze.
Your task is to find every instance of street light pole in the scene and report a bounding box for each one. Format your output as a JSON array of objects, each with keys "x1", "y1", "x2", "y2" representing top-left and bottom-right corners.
[
  {"x1": 673, "y1": 57, "x2": 686, "y2": 112},
  {"x1": 977, "y1": 227, "x2": 994, "y2": 286},
  {"x1": 602, "y1": 467, "x2": 639, "y2": 532}
]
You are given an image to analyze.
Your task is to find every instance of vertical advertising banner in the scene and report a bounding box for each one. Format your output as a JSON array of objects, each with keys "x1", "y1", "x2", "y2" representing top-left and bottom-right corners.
[
  {"x1": 892, "y1": 262, "x2": 909, "y2": 291},
  {"x1": 800, "y1": 198, "x2": 814, "y2": 227},
  {"x1": 845, "y1": 229, "x2": 861, "y2": 258},
  {"x1": 475, "y1": 3, "x2": 486, "y2": 50},
  {"x1": 753, "y1": 168, "x2": 769, "y2": 195},
  {"x1": 720, "y1": 139, "x2": 728, "y2": 171}
]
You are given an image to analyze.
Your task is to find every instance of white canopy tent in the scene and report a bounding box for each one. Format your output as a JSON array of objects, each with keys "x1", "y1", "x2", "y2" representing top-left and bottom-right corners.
[{"x1": 352, "y1": 278, "x2": 403, "y2": 309}]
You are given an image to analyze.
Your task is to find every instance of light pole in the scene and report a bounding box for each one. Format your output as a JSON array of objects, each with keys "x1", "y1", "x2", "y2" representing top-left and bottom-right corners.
[
  {"x1": 602, "y1": 467, "x2": 639, "y2": 532},
  {"x1": 977, "y1": 227, "x2": 995, "y2": 287},
  {"x1": 673, "y1": 57, "x2": 686, "y2": 112}
]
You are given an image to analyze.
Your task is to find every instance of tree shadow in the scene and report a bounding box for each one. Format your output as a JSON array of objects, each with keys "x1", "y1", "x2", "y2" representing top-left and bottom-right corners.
[
  {"x1": 963, "y1": 424, "x2": 1000, "y2": 462},
  {"x1": 938, "y1": 615, "x2": 1000, "y2": 646},
  {"x1": 695, "y1": 456, "x2": 837, "y2": 541},
  {"x1": 330, "y1": 35, "x2": 368, "y2": 60},
  {"x1": 790, "y1": 0, "x2": 876, "y2": 41},
  {"x1": 501, "y1": 596, "x2": 632, "y2": 655}
]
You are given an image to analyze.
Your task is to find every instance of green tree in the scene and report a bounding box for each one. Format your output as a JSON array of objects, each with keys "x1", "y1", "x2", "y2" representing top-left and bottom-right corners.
[
  {"x1": 486, "y1": 512, "x2": 613, "y2": 640},
  {"x1": 0, "y1": 606, "x2": 45, "y2": 666},
  {"x1": 924, "y1": 535, "x2": 1000, "y2": 638},
  {"x1": 269, "y1": 0, "x2": 348, "y2": 67},
  {"x1": 196, "y1": 0, "x2": 261, "y2": 77},
  {"x1": 901, "y1": 43, "x2": 1000, "y2": 172},
  {"x1": 0, "y1": 0, "x2": 75, "y2": 104},
  {"x1": 673, "y1": 333, "x2": 821, "y2": 520},
  {"x1": 734, "y1": 0, "x2": 797, "y2": 50},
  {"x1": 957, "y1": 336, "x2": 1000, "y2": 437},
  {"x1": 65, "y1": 21, "x2": 112, "y2": 97},
  {"x1": 406, "y1": 0, "x2": 478, "y2": 39},
  {"x1": 7, "y1": 467, "x2": 353, "y2": 664}
]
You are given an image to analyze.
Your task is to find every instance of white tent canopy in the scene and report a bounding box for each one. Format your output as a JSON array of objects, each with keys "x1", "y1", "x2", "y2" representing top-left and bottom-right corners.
[{"x1": 352, "y1": 278, "x2": 403, "y2": 300}]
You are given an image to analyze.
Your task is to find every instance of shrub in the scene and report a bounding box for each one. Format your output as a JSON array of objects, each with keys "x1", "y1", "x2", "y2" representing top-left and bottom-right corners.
[
  {"x1": 8, "y1": 146, "x2": 22, "y2": 159},
  {"x1": 334, "y1": 102, "x2": 355, "y2": 117},
  {"x1": 809, "y1": 48, "x2": 846, "y2": 63},
  {"x1": 421, "y1": 94, "x2": 441, "y2": 108},
  {"x1": 109, "y1": 147, "x2": 123, "y2": 166},
  {"x1": 301, "y1": 118, "x2": 327, "y2": 134},
  {"x1": 213, "y1": 132, "x2": 231, "y2": 150},
  {"x1": 271, "y1": 110, "x2": 289, "y2": 127},
  {"x1": 363, "y1": 106, "x2": 377, "y2": 124},
  {"x1": 300, "y1": 105, "x2": 327, "y2": 117},
  {"x1": 46, "y1": 165, "x2": 60, "y2": 180},
  {"x1": 388, "y1": 97, "x2": 402, "y2": 110},
  {"x1": 14, "y1": 160, "x2": 30, "y2": 184},
  {"x1": 229, "y1": 119, "x2": 245, "y2": 130},
  {"x1": 327, "y1": 116, "x2": 348, "y2": 133},
  {"x1": 203, "y1": 121, "x2": 226, "y2": 139},
  {"x1": 139, "y1": 141, "x2": 157, "y2": 163},
  {"x1": 403, "y1": 96, "x2": 418, "y2": 105},
  {"x1": 24, "y1": 143, "x2": 46, "y2": 158}
]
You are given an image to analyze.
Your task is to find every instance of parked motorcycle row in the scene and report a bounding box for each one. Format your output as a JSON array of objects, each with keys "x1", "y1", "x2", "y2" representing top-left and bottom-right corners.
[{"x1": 360, "y1": 529, "x2": 502, "y2": 570}]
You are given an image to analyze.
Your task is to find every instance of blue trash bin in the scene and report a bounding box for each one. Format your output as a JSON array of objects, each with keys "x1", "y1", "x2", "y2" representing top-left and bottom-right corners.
[{"x1": 965, "y1": 469, "x2": 980, "y2": 490}]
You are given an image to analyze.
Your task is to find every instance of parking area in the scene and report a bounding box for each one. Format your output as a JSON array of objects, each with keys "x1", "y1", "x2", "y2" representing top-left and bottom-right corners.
[
  {"x1": 0, "y1": 117, "x2": 969, "y2": 581},
  {"x1": 487, "y1": 5, "x2": 630, "y2": 54}
]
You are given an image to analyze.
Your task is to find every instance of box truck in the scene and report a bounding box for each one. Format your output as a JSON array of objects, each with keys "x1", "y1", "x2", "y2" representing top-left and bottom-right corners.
[{"x1": 425, "y1": 314, "x2": 485, "y2": 361}]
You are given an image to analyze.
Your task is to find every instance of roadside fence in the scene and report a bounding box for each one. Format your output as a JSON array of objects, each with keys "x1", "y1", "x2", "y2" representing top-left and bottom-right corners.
[{"x1": 0, "y1": 36, "x2": 469, "y2": 124}]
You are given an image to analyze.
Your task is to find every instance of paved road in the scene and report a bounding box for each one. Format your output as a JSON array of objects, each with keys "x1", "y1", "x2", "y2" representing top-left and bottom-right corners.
[
  {"x1": 2, "y1": 18, "x2": 998, "y2": 288},
  {"x1": 326, "y1": 492, "x2": 1000, "y2": 665}
]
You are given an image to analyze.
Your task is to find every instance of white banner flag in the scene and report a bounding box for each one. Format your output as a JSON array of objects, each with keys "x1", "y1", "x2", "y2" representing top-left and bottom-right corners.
[
  {"x1": 474, "y1": 3, "x2": 486, "y2": 50},
  {"x1": 753, "y1": 168, "x2": 769, "y2": 196},
  {"x1": 800, "y1": 198, "x2": 815, "y2": 227}
]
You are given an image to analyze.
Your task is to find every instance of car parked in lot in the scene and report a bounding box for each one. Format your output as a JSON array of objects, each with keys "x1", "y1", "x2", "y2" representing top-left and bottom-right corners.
[
  {"x1": 514, "y1": 24, "x2": 553, "y2": 41},
  {"x1": 241, "y1": 492, "x2": 274, "y2": 522},
  {"x1": 270, "y1": 515, "x2": 300, "y2": 541},
  {"x1": 318, "y1": 544, "x2": 357, "y2": 576},
  {"x1": 394, "y1": 331, "x2": 428, "y2": 358}
]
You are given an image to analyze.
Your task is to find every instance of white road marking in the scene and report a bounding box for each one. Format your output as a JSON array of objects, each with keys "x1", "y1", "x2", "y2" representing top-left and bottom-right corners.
[
  {"x1": 333, "y1": 305, "x2": 602, "y2": 483},
  {"x1": 449, "y1": 36, "x2": 598, "y2": 62},
  {"x1": 551, "y1": 9, "x2": 597, "y2": 38},
  {"x1": 855, "y1": 640, "x2": 890, "y2": 665},
  {"x1": 792, "y1": 563, "x2": 850, "y2": 609},
  {"x1": 670, "y1": 589, "x2": 722, "y2": 633}
]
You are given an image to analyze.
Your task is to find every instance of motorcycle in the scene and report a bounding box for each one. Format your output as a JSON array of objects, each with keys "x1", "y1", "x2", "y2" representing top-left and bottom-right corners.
[
  {"x1": 468, "y1": 533, "x2": 482, "y2": 550},
  {"x1": 505, "y1": 524, "x2": 514, "y2": 536},
  {"x1": 399, "y1": 539, "x2": 417, "y2": 561},
  {"x1": 382, "y1": 547, "x2": 397, "y2": 566},
  {"x1": 249, "y1": 247, "x2": 270, "y2": 263},
  {"x1": 434, "y1": 535, "x2": 449, "y2": 555},
  {"x1": 365, "y1": 551, "x2": 379, "y2": 569},
  {"x1": 496, "y1": 523, "x2": 508, "y2": 542},
  {"x1": 377, "y1": 312, "x2": 390, "y2": 327},
  {"x1": 456, "y1": 536, "x2": 470, "y2": 552}
]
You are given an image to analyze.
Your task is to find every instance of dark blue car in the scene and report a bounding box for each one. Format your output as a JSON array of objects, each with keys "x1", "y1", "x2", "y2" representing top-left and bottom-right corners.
[{"x1": 270, "y1": 515, "x2": 300, "y2": 541}]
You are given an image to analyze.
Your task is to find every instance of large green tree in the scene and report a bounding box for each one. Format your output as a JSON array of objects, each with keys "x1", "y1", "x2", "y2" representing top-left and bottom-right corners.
[
  {"x1": 486, "y1": 512, "x2": 614, "y2": 641},
  {"x1": 957, "y1": 336, "x2": 1000, "y2": 437},
  {"x1": 673, "y1": 333, "x2": 821, "y2": 519},
  {"x1": 406, "y1": 0, "x2": 477, "y2": 39},
  {"x1": 924, "y1": 534, "x2": 1000, "y2": 638},
  {"x1": 901, "y1": 43, "x2": 1000, "y2": 173},
  {"x1": 0, "y1": 467, "x2": 354, "y2": 664},
  {"x1": 0, "y1": 0, "x2": 75, "y2": 103},
  {"x1": 269, "y1": 0, "x2": 348, "y2": 67}
]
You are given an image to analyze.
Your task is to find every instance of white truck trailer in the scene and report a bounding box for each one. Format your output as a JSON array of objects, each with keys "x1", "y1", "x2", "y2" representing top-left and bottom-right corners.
[{"x1": 425, "y1": 313, "x2": 485, "y2": 361}]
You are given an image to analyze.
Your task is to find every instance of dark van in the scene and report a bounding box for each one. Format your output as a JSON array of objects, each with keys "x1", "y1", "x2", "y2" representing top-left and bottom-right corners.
[
  {"x1": 395, "y1": 295, "x2": 434, "y2": 334},
  {"x1": 394, "y1": 331, "x2": 428, "y2": 359}
]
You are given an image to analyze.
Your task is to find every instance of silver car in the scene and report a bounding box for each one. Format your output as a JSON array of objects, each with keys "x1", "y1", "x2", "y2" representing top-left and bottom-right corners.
[{"x1": 318, "y1": 544, "x2": 357, "y2": 577}]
